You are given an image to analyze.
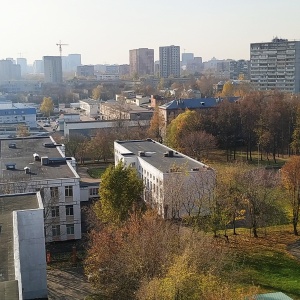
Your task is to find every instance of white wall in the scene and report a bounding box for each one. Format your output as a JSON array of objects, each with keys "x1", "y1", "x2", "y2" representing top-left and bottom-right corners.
[{"x1": 13, "y1": 208, "x2": 47, "y2": 300}]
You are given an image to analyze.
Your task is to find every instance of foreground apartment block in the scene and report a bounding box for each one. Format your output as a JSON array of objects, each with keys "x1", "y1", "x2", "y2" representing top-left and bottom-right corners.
[
  {"x1": 0, "y1": 192, "x2": 47, "y2": 300},
  {"x1": 250, "y1": 38, "x2": 300, "y2": 93},
  {"x1": 0, "y1": 136, "x2": 81, "y2": 242},
  {"x1": 114, "y1": 139, "x2": 215, "y2": 219}
]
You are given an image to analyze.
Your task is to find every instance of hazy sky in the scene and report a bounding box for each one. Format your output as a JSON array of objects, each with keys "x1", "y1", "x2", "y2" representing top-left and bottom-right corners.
[{"x1": 2, "y1": 0, "x2": 300, "y2": 65}]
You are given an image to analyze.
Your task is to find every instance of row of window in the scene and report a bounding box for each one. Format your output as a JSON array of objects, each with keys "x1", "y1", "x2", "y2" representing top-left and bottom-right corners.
[
  {"x1": 52, "y1": 224, "x2": 74, "y2": 236},
  {"x1": 51, "y1": 205, "x2": 74, "y2": 217},
  {"x1": 50, "y1": 186, "x2": 73, "y2": 198}
]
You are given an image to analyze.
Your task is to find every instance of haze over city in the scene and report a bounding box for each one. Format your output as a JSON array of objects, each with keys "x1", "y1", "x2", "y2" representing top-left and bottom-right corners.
[{"x1": 2, "y1": 0, "x2": 300, "y2": 64}]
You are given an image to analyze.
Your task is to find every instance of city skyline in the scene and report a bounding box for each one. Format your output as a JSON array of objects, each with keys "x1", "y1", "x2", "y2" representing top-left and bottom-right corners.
[{"x1": 1, "y1": 0, "x2": 300, "y2": 65}]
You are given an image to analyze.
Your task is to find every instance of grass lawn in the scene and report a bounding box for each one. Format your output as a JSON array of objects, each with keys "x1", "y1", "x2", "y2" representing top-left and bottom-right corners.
[
  {"x1": 228, "y1": 226, "x2": 300, "y2": 299},
  {"x1": 87, "y1": 167, "x2": 106, "y2": 179}
]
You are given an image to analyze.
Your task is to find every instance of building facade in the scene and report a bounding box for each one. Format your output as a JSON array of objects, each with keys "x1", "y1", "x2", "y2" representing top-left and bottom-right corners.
[
  {"x1": 0, "y1": 136, "x2": 81, "y2": 243},
  {"x1": 230, "y1": 59, "x2": 250, "y2": 80},
  {"x1": 76, "y1": 65, "x2": 95, "y2": 77},
  {"x1": 0, "y1": 59, "x2": 21, "y2": 82},
  {"x1": 43, "y1": 56, "x2": 63, "y2": 84},
  {"x1": 129, "y1": 48, "x2": 154, "y2": 76},
  {"x1": 159, "y1": 45, "x2": 180, "y2": 78},
  {"x1": 0, "y1": 100, "x2": 36, "y2": 128},
  {"x1": 250, "y1": 38, "x2": 300, "y2": 93},
  {"x1": 114, "y1": 139, "x2": 215, "y2": 219}
]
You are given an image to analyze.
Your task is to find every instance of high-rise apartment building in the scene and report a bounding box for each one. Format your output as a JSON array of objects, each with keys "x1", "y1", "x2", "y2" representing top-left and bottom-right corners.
[
  {"x1": 17, "y1": 57, "x2": 28, "y2": 75},
  {"x1": 33, "y1": 60, "x2": 44, "y2": 74},
  {"x1": 230, "y1": 60, "x2": 250, "y2": 80},
  {"x1": 182, "y1": 53, "x2": 194, "y2": 66},
  {"x1": 159, "y1": 45, "x2": 180, "y2": 78},
  {"x1": 0, "y1": 59, "x2": 21, "y2": 82},
  {"x1": 129, "y1": 48, "x2": 154, "y2": 76},
  {"x1": 43, "y1": 56, "x2": 63, "y2": 83},
  {"x1": 250, "y1": 38, "x2": 300, "y2": 93}
]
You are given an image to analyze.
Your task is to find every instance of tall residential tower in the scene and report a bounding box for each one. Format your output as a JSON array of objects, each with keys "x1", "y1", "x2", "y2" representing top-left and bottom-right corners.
[
  {"x1": 129, "y1": 48, "x2": 154, "y2": 76},
  {"x1": 250, "y1": 38, "x2": 300, "y2": 93},
  {"x1": 43, "y1": 56, "x2": 63, "y2": 84},
  {"x1": 159, "y1": 45, "x2": 180, "y2": 78}
]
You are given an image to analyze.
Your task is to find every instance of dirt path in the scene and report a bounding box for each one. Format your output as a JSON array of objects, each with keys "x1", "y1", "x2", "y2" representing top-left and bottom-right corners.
[
  {"x1": 287, "y1": 240, "x2": 300, "y2": 260},
  {"x1": 47, "y1": 267, "x2": 94, "y2": 300}
]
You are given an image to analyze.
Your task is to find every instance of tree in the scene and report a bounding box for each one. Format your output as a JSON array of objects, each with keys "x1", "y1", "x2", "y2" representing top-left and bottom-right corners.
[
  {"x1": 166, "y1": 110, "x2": 199, "y2": 151},
  {"x1": 16, "y1": 124, "x2": 30, "y2": 137},
  {"x1": 281, "y1": 156, "x2": 300, "y2": 235},
  {"x1": 92, "y1": 85, "x2": 102, "y2": 100},
  {"x1": 40, "y1": 97, "x2": 54, "y2": 117},
  {"x1": 94, "y1": 161, "x2": 144, "y2": 225},
  {"x1": 148, "y1": 106, "x2": 165, "y2": 142},
  {"x1": 85, "y1": 210, "x2": 180, "y2": 299}
]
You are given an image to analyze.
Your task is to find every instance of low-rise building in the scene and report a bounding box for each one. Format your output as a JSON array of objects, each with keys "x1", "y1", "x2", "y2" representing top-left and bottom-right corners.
[
  {"x1": 0, "y1": 136, "x2": 81, "y2": 242},
  {"x1": 0, "y1": 100, "x2": 36, "y2": 128},
  {"x1": 79, "y1": 99, "x2": 99, "y2": 118},
  {"x1": 114, "y1": 139, "x2": 215, "y2": 219},
  {"x1": 100, "y1": 100, "x2": 153, "y2": 121},
  {"x1": 0, "y1": 192, "x2": 47, "y2": 300}
]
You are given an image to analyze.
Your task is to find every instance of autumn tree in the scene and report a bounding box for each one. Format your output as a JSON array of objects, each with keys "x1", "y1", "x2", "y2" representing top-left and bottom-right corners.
[
  {"x1": 148, "y1": 106, "x2": 165, "y2": 142},
  {"x1": 40, "y1": 97, "x2": 54, "y2": 117},
  {"x1": 85, "y1": 211, "x2": 180, "y2": 299},
  {"x1": 16, "y1": 124, "x2": 30, "y2": 137},
  {"x1": 92, "y1": 85, "x2": 102, "y2": 100},
  {"x1": 166, "y1": 109, "x2": 199, "y2": 151},
  {"x1": 281, "y1": 156, "x2": 300, "y2": 235},
  {"x1": 94, "y1": 161, "x2": 144, "y2": 225},
  {"x1": 240, "y1": 168, "x2": 283, "y2": 238},
  {"x1": 64, "y1": 133, "x2": 89, "y2": 162}
]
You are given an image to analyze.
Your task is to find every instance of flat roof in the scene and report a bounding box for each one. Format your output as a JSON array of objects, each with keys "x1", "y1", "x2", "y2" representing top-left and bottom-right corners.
[
  {"x1": 101, "y1": 101, "x2": 152, "y2": 113},
  {"x1": 0, "y1": 137, "x2": 76, "y2": 184},
  {"x1": 116, "y1": 139, "x2": 209, "y2": 173},
  {"x1": 0, "y1": 193, "x2": 39, "y2": 283}
]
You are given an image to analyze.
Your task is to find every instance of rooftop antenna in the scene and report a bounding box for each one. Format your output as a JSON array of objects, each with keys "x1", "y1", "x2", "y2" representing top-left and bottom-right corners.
[{"x1": 56, "y1": 40, "x2": 68, "y2": 57}]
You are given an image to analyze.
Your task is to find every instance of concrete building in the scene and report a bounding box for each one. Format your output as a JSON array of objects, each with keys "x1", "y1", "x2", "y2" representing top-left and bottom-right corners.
[
  {"x1": 0, "y1": 100, "x2": 36, "y2": 128},
  {"x1": 100, "y1": 100, "x2": 153, "y2": 121},
  {"x1": 79, "y1": 99, "x2": 99, "y2": 118},
  {"x1": 33, "y1": 60, "x2": 44, "y2": 74},
  {"x1": 159, "y1": 97, "x2": 238, "y2": 125},
  {"x1": 230, "y1": 60, "x2": 250, "y2": 80},
  {"x1": 0, "y1": 80, "x2": 42, "y2": 94},
  {"x1": 0, "y1": 192, "x2": 47, "y2": 300},
  {"x1": 119, "y1": 64, "x2": 130, "y2": 76},
  {"x1": 114, "y1": 139, "x2": 215, "y2": 219},
  {"x1": 0, "y1": 60, "x2": 21, "y2": 82},
  {"x1": 76, "y1": 65, "x2": 95, "y2": 77},
  {"x1": 129, "y1": 48, "x2": 154, "y2": 76},
  {"x1": 105, "y1": 65, "x2": 119, "y2": 74},
  {"x1": 182, "y1": 53, "x2": 194, "y2": 66},
  {"x1": 159, "y1": 45, "x2": 180, "y2": 78},
  {"x1": 250, "y1": 38, "x2": 300, "y2": 93},
  {"x1": 43, "y1": 56, "x2": 63, "y2": 84},
  {"x1": 0, "y1": 136, "x2": 81, "y2": 243},
  {"x1": 16, "y1": 58, "x2": 27, "y2": 76}
]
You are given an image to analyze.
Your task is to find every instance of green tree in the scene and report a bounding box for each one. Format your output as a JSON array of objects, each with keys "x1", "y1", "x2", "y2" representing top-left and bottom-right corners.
[
  {"x1": 94, "y1": 161, "x2": 144, "y2": 224},
  {"x1": 40, "y1": 97, "x2": 54, "y2": 117}
]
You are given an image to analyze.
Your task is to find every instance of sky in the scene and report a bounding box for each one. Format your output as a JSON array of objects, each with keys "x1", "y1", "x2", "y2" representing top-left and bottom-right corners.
[{"x1": 1, "y1": 0, "x2": 300, "y2": 65}]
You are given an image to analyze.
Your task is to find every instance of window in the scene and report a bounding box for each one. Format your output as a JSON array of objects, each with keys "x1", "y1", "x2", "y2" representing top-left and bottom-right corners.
[
  {"x1": 51, "y1": 206, "x2": 59, "y2": 218},
  {"x1": 65, "y1": 186, "x2": 73, "y2": 197},
  {"x1": 66, "y1": 224, "x2": 74, "y2": 235},
  {"x1": 66, "y1": 205, "x2": 74, "y2": 216},
  {"x1": 52, "y1": 225, "x2": 60, "y2": 236},
  {"x1": 50, "y1": 187, "x2": 59, "y2": 198},
  {"x1": 89, "y1": 188, "x2": 99, "y2": 196}
]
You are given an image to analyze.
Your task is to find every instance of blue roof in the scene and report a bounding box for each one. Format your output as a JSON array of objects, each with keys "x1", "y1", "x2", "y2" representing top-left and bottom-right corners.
[{"x1": 159, "y1": 97, "x2": 239, "y2": 110}]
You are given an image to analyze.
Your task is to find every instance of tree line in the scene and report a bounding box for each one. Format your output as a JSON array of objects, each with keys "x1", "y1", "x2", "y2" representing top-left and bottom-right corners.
[{"x1": 164, "y1": 91, "x2": 300, "y2": 163}]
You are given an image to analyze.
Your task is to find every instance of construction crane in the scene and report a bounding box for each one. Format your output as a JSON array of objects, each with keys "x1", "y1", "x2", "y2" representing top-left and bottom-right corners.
[{"x1": 56, "y1": 40, "x2": 68, "y2": 57}]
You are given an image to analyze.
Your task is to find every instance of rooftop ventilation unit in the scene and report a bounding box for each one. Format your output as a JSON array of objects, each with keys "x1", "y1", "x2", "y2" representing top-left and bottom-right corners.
[
  {"x1": 8, "y1": 143, "x2": 16, "y2": 149},
  {"x1": 201, "y1": 102, "x2": 205, "y2": 106},
  {"x1": 41, "y1": 157, "x2": 49, "y2": 166},
  {"x1": 24, "y1": 166, "x2": 31, "y2": 174},
  {"x1": 5, "y1": 163, "x2": 16, "y2": 170},
  {"x1": 33, "y1": 153, "x2": 40, "y2": 161},
  {"x1": 164, "y1": 152, "x2": 169, "y2": 157},
  {"x1": 43, "y1": 143, "x2": 62, "y2": 148},
  {"x1": 191, "y1": 168, "x2": 200, "y2": 171},
  {"x1": 168, "y1": 150, "x2": 174, "y2": 157},
  {"x1": 138, "y1": 151, "x2": 146, "y2": 157}
]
